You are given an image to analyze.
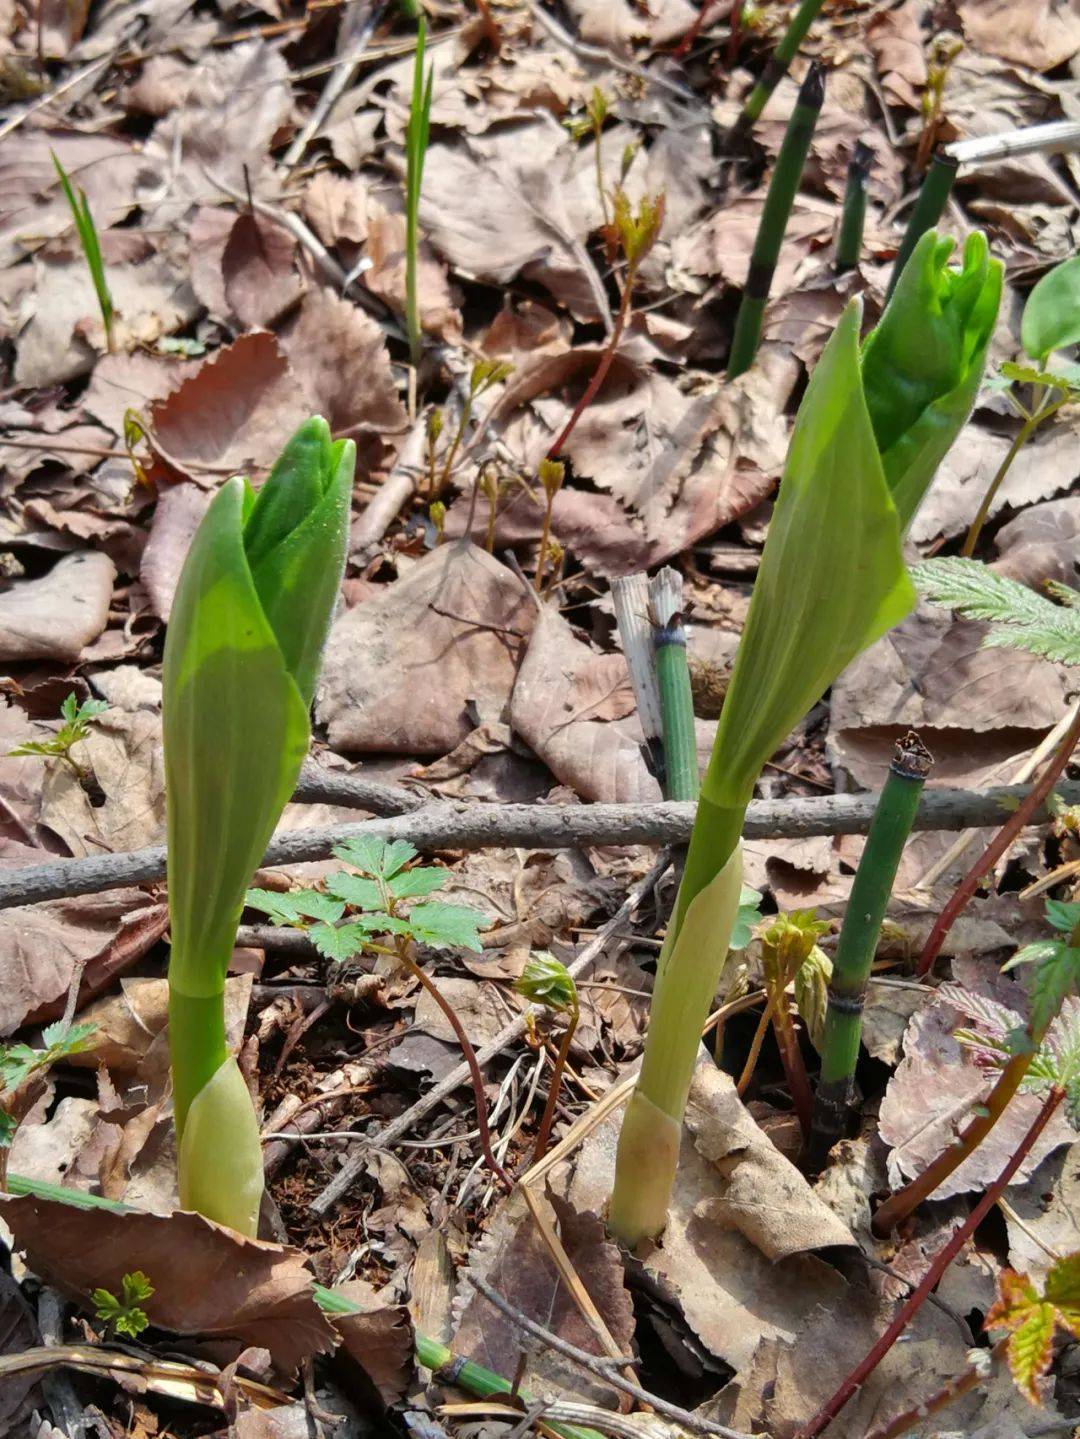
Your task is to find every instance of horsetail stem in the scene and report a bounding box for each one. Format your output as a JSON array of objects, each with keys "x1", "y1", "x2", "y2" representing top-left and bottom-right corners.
[
  {"x1": 728, "y1": 0, "x2": 828, "y2": 142},
  {"x1": 835, "y1": 139, "x2": 873, "y2": 272}
]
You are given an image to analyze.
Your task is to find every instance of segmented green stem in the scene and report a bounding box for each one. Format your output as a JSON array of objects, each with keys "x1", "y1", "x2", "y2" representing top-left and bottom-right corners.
[
  {"x1": 729, "y1": 0, "x2": 828, "y2": 140},
  {"x1": 808, "y1": 732, "x2": 931, "y2": 1169},
  {"x1": 835, "y1": 140, "x2": 873, "y2": 272},
  {"x1": 728, "y1": 64, "x2": 826, "y2": 379},
  {"x1": 886, "y1": 151, "x2": 957, "y2": 300}
]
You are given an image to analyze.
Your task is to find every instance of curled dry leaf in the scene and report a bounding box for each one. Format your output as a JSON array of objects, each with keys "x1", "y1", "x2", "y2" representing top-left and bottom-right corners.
[
  {"x1": 0, "y1": 551, "x2": 116, "y2": 662},
  {"x1": 0, "y1": 891, "x2": 169, "y2": 1036},
  {"x1": 148, "y1": 332, "x2": 310, "y2": 481},
  {"x1": 82, "y1": 350, "x2": 201, "y2": 439},
  {"x1": 362, "y1": 193, "x2": 463, "y2": 345},
  {"x1": 2, "y1": 1195, "x2": 337, "y2": 1373},
  {"x1": 330, "y1": 1279, "x2": 414, "y2": 1407},
  {"x1": 317, "y1": 543, "x2": 536, "y2": 755},
  {"x1": 221, "y1": 213, "x2": 305, "y2": 330}
]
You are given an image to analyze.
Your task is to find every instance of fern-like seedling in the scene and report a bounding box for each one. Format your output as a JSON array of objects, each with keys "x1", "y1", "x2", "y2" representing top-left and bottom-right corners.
[
  {"x1": 0, "y1": 1021, "x2": 96, "y2": 1150},
  {"x1": 913, "y1": 558, "x2": 1080, "y2": 667},
  {"x1": 92, "y1": 1271, "x2": 154, "y2": 1339},
  {"x1": 52, "y1": 152, "x2": 114, "y2": 352}
]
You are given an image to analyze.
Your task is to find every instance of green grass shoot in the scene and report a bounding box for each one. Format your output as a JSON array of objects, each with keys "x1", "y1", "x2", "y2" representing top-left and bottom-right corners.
[
  {"x1": 405, "y1": 18, "x2": 434, "y2": 383},
  {"x1": 52, "y1": 151, "x2": 114, "y2": 353}
]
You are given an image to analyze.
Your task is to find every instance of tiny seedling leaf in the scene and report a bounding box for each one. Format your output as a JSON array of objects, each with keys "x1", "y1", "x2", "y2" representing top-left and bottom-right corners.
[
  {"x1": 406, "y1": 901, "x2": 485, "y2": 952},
  {"x1": 515, "y1": 952, "x2": 577, "y2": 1011},
  {"x1": 325, "y1": 873, "x2": 384, "y2": 911},
  {"x1": 988, "y1": 1257, "x2": 1080, "y2": 1405},
  {"x1": 308, "y1": 914, "x2": 412, "y2": 962},
  {"x1": 92, "y1": 1271, "x2": 154, "y2": 1339},
  {"x1": 913, "y1": 557, "x2": 1080, "y2": 667},
  {"x1": 730, "y1": 884, "x2": 763, "y2": 952},
  {"x1": 1045, "y1": 900, "x2": 1080, "y2": 936},
  {"x1": 0, "y1": 1110, "x2": 16, "y2": 1148},
  {"x1": 999, "y1": 361, "x2": 1080, "y2": 395},
  {"x1": 331, "y1": 835, "x2": 418, "y2": 880},
  {"x1": 388, "y1": 867, "x2": 448, "y2": 900},
  {"x1": 1022, "y1": 254, "x2": 1080, "y2": 365},
  {"x1": 1029, "y1": 946, "x2": 1080, "y2": 1039}
]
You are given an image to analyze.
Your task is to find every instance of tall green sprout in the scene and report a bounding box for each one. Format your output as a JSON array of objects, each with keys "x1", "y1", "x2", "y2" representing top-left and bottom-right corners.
[
  {"x1": 608, "y1": 230, "x2": 1002, "y2": 1247},
  {"x1": 164, "y1": 418, "x2": 354, "y2": 1234},
  {"x1": 405, "y1": 18, "x2": 434, "y2": 381},
  {"x1": 52, "y1": 152, "x2": 113, "y2": 353}
]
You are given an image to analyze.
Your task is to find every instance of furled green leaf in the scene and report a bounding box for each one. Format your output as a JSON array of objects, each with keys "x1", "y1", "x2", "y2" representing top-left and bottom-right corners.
[
  {"x1": 406, "y1": 901, "x2": 485, "y2": 952},
  {"x1": 1022, "y1": 254, "x2": 1080, "y2": 364},
  {"x1": 515, "y1": 953, "x2": 577, "y2": 1011},
  {"x1": 861, "y1": 230, "x2": 1003, "y2": 526}
]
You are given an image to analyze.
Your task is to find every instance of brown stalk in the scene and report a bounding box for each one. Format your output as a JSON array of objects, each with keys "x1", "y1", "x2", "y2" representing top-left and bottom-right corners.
[
  {"x1": 529, "y1": 995, "x2": 580, "y2": 1165},
  {"x1": 867, "y1": 1337, "x2": 1007, "y2": 1439}
]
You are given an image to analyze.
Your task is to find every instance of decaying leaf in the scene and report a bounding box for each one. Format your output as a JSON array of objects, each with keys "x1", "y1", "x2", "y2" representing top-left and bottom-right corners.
[
  {"x1": 2, "y1": 1194, "x2": 336, "y2": 1373},
  {"x1": 0, "y1": 552, "x2": 115, "y2": 662}
]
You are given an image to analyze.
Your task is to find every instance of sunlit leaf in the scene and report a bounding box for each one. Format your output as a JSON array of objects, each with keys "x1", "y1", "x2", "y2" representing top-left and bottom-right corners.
[{"x1": 1022, "y1": 254, "x2": 1080, "y2": 364}]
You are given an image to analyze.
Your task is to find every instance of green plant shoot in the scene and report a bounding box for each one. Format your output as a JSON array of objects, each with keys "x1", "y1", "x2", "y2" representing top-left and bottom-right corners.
[
  {"x1": 609, "y1": 229, "x2": 1002, "y2": 1247},
  {"x1": 52, "y1": 152, "x2": 114, "y2": 353},
  {"x1": 7, "y1": 692, "x2": 108, "y2": 778},
  {"x1": 405, "y1": 18, "x2": 434, "y2": 380},
  {"x1": 93, "y1": 1271, "x2": 154, "y2": 1339},
  {"x1": 164, "y1": 417, "x2": 353, "y2": 1235}
]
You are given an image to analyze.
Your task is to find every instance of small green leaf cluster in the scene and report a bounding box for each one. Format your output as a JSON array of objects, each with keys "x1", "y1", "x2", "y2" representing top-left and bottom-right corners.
[
  {"x1": 7, "y1": 693, "x2": 109, "y2": 768},
  {"x1": 246, "y1": 836, "x2": 486, "y2": 965},
  {"x1": 988, "y1": 1252, "x2": 1080, "y2": 1404},
  {"x1": 92, "y1": 1271, "x2": 154, "y2": 1339},
  {"x1": 756, "y1": 909, "x2": 833, "y2": 1049},
  {"x1": 0, "y1": 1021, "x2": 96, "y2": 1147}
]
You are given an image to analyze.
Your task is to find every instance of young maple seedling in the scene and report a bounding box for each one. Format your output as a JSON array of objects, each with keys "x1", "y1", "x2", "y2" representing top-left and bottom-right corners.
[
  {"x1": 92, "y1": 1271, "x2": 154, "y2": 1340},
  {"x1": 51, "y1": 152, "x2": 114, "y2": 353},
  {"x1": 247, "y1": 836, "x2": 512, "y2": 1189},
  {"x1": 7, "y1": 693, "x2": 108, "y2": 780},
  {"x1": 873, "y1": 898, "x2": 1080, "y2": 1237},
  {"x1": 514, "y1": 952, "x2": 579, "y2": 1164}
]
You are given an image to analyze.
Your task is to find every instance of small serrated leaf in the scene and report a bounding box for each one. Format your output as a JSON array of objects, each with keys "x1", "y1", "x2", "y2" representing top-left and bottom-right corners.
[
  {"x1": 406, "y1": 901, "x2": 486, "y2": 952},
  {"x1": 388, "y1": 867, "x2": 448, "y2": 899},
  {"x1": 245, "y1": 888, "x2": 344, "y2": 927},
  {"x1": 331, "y1": 835, "x2": 418, "y2": 879},
  {"x1": 1046, "y1": 900, "x2": 1080, "y2": 935},
  {"x1": 326, "y1": 873, "x2": 384, "y2": 911},
  {"x1": 1031, "y1": 947, "x2": 1080, "y2": 1037},
  {"x1": 1008, "y1": 1306, "x2": 1056, "y2": 1404}
]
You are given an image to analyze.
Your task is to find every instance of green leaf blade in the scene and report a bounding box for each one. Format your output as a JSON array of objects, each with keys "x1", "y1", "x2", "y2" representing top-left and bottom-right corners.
[{"x1": 1022, "y1": 254, "x2": 1080, "y2": 364}]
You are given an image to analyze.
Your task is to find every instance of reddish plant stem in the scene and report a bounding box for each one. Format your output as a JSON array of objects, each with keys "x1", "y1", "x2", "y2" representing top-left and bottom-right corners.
[
  {"x1": 401, "y1": 952, "x2": 512, "y2": 1191},
  {"x1": 917, "y1": 703, "x2": 1080, "y2": 978},
  {"x1": 772, "y1": 998, "x2": 814, "y2": 1141},
  {"x1": 797, "y1": 1086, "x2": 1064, "y2": 1439},
  {"x1": 867, "y1": 1337, "x2": 1007, "y2": 1439},
  {"x1": 871, "y1": 1044, "x2": 1038, "y2": 1237},
  {"x1": 671, "y1": 0, "x2": 722, "y2": 57},
  {"x1": 529, "y1": 999, "x2": 579, "y2": 1165},
  {"x1": 546, "y1": 270, "x2": 635, "y2": 461}
]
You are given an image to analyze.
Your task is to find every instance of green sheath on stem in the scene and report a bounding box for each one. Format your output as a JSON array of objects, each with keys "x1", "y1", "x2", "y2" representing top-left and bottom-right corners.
[
  {"x1": 886, "y1": 151, "x2": 958, "y2": 300},
  {"x1": 730, "y1": 0, "x2": 828, "y2": 140},
  {"x1": 651, "y1": 568, "x2": 699, "y2": 803},
  {"x1": 808, "y1": 731, "x2": 931, "y2": 1169},
  {"x1": 609, "y1": 231, "x2": 1001, "y2": 1248},
  {"x1": 728, "y1": 63, "x2": 826, "y2": 380},
  {"x1": 836, "y1": 139, "x2": 873, "y2": 272},
  {"x1": 164, "y1": 418, "x2": 353, "y2": 1233}
]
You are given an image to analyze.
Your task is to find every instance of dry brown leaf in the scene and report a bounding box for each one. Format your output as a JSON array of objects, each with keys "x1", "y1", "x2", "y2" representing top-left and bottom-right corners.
[
  {"x1": 993, "y1": 495, "x2": 1080, "y2": 590},
  {"x1": 959, "y1": 0, "x2": 1080, "y2": 71},
  {"x1": 362, "y1": 193, "x2": 462, "y2": 344},
  {"x1": 1, "y1": 1194, "x2": 336, "y2": 1373},
  {"x1": 563, "y1": 0, "x2": 695, "y2": 48},
  {"x1": 867, "y1": 0, "x2": 929, "y2": 109},
  {"x1": 15, "y1": 252, "x2": 197, "y2": 387},
  {"x1": 878, "y1": 957, "x2": 1074, "y2": 1199},
  {"x1": 0, "y1": 551, "x2": 115, "y2": 662},
  {"x1": 330, "y1": 1279, "x2": 413, "y2": 1407},
  {"x1": 510, "y1": 606, "x2": 659, "y2": 804},
  {"x1": 1004, "y1": 1134, "x2": 1080, "y2": 1285},
  {"x1": 148, "y1": 333, "x2": 310, "y2": 481},
  {"x1": 301, "y1": 172, "x2": 369, "y2": 248},
  {"x1": 672, "y1": 196, "x2": 834, "y2": 296},
  {"x1": 38, "y1": 707, "x2": 165, "y2": 857},
  {"x1": 412, "y1": 977, "x2": 508, "y2": 1049},
  {"x1": 911, "y1": 415, "x2": 1080, "y2": 544},
  {"x1": 186, "y1": 206, "x2": 235, "y2": 317},
  {"x1": 317, "y1": 543, "x2": 535, "y2": 755},
  {"x1": 279, "y1": 288, "x2": 407, "y2": 460},
  {"x1": 0, "y1": 891, "x2": 168, "y2": 1037},
  {"x1": 82, "y1": 350, "x2": 200, "y2": 439},
  {"x1": 222, "y1": 213, "x2": 305, "y2": 329},
  {"x1": 453, "y1": 1188, "x2": 634, "y2": 1409},
  {"x1": 140, "y1": 482, "x2": 213, "y2": 622}
]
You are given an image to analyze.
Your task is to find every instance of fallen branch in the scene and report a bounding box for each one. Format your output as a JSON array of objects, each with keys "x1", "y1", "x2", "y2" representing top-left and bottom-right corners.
[{"x1": 4, "y1": 781, "x2": 1078, "y2": 912}]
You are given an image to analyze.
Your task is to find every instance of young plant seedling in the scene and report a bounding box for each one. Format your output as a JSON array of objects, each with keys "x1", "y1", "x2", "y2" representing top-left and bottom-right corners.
[
  {"x1": 246, "y1": 837, "x2": 509, "y2": 1188},
  {"x1": 429, "y1": 358, "x2": 514, "y2": 501},
  {"x1": 0, "y1": 1021, "x2": 96, "y2": 1181},
  {"x1": 92, "y1": 1271, "x2": 154, "y2": 1339},
  {"x1": 514, "y1": 952, "x2": 579, "y2": 1164},
  {"x1": 986, "y1": 1253, "x2": 1080, "y2": 1407},
  {"x1": 873, "y1": 899, "x2": 1080, "y2": 1236},
  {"x1": 564, "y1": 86, "x2": 612, "y2": 225},
  {"x1": 7, "y1": 693, "x2": 108, "y2": 780},
  {"x1": 405, "y1": 17, "x2": 434, "y2": 396},
  {"x1": 915, "y1": 36, "x2": 963, "y2": 170},
  {"x1": 534, "y1": 458, "x2": 564, "y2": 592},
  {"x1": 52, "y1": 152, "x2": 114, "y2": 353},
  {"x1": 608, "y1": 229, "x2": 1002, "y2": 1248},
  {"x1": 961, "y1": 253, "x2": 1080, "y2": 555},
  {"x1": 164, "y1": 417, "x2": 353, "y2": 1235}
]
